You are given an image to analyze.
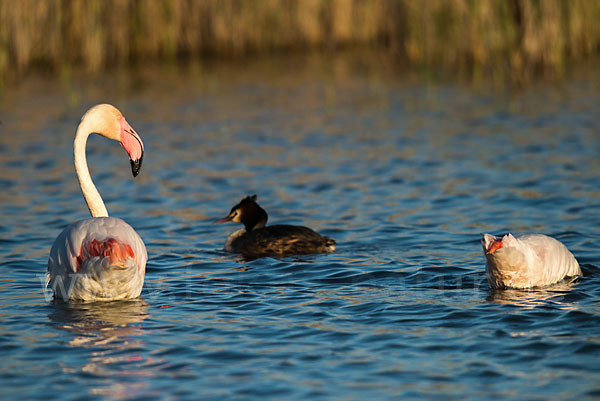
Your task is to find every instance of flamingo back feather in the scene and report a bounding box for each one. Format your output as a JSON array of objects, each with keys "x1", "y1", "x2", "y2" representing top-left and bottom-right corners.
[
  {"x1": 48, "y1": 217, "x2": 147, "y2": 301},
  {"x1": 76, "y1": 238, "x2": 135, "y2": 272}
]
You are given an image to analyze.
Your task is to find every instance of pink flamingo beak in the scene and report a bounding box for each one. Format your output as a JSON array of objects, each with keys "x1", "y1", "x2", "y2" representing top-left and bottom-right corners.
[
  {"x1": 485, "y1": 238, "x2": 503, "y2": 254},
  {"x1": 119, "y1": 117, "x2": 144, "y2": 177}
]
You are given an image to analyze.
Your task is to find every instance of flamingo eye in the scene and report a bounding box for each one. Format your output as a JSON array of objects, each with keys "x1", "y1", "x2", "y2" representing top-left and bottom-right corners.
[{"x1": 116, "y1": 114, "x2": 122, "y2": 120}]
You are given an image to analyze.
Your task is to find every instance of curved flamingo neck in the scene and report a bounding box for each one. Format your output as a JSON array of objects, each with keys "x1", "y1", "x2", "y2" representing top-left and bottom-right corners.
[{"x1": 74, "y1": 118, "x2": 109, "y2": 218}]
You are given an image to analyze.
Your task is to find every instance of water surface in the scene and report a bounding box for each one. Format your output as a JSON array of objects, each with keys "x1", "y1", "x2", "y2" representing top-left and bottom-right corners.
[{"x1": 1, "y1": 55, "x2": 599, "y2": 400}]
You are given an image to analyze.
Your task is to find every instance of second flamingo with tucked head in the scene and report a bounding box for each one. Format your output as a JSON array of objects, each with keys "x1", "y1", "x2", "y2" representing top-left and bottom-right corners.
[{"x1": 481, "y1": 233, "x2": 581, "y2": 289}]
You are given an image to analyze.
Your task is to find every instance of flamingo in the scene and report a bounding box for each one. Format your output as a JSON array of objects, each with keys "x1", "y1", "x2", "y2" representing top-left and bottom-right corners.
[
  {"x1": 481, "y1": 233, "x2": 581, "y2": 289},
  {"x1": 47, "y1": 104, "x2": 147, "y2": 301}
]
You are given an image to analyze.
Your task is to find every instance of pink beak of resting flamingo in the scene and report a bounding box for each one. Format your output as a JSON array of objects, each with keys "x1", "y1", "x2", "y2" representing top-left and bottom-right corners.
[{"x1": 485, "y1": 238, "x2": 503, "y2": 254}]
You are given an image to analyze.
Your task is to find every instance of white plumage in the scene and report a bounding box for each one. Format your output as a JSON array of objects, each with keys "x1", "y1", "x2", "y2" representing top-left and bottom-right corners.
[
  {"x1": 48, "y1": 217, "x2": 147, "y2": 301},
  {"x1": 47, "y1": 104, "x2": 147, "y2": 301},
  {"x1": 481, "y1": 233, "x2": 581, "y2": 289}
]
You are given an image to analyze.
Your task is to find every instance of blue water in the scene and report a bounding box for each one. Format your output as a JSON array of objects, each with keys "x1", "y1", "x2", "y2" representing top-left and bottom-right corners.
[{"x1": 1, "y1": 56, "x2": 599, "y2": 400}]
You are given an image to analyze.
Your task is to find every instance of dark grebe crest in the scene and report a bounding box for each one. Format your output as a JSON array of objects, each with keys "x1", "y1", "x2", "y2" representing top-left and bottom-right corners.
[{"x1": 215, "y1": 194, "x2": 267, "y2": 231}]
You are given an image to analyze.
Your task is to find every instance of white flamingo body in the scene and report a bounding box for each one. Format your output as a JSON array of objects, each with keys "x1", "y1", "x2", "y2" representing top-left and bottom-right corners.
[
  {"x1": 47, "y1": 104, "x2": 147, "y2": 301},
  {"x1": 481, "y1": 233, "x2": 581, "y2": 289},
  {"x1": 48, "y1": 217, "x2": 147, "y2": 301}
]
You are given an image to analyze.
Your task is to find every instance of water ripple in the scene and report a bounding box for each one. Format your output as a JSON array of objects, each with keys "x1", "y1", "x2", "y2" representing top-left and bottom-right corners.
[{"x1": 0, "y1": 60, "x2": 599, "y2": 400}]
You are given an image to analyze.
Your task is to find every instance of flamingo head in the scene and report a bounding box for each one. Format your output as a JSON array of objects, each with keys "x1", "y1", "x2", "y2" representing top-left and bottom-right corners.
[
  {"x1": 481, "y1": 233, "x2": 530, "y2": 289},
  {"x1": 481, "y1": 233, "x2": 519, "y2": 255},
  {"x1": 83, "y1": 104, "x2": 145, "y2": 177}
]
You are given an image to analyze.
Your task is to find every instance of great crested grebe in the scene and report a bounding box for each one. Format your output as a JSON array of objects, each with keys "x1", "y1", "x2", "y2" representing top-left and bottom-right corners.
[
  {"x1": 214, "y1": 195, "x2": 336, "y2": 258},
  {"x1": 481, "y1": 233, "x2": 581, "y2": 289}
]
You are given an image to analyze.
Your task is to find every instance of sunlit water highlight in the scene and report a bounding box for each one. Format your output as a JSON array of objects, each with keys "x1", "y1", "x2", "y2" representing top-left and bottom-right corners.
[{"x1": 1, "y1": 55, "x2": 599, "y2": 400}]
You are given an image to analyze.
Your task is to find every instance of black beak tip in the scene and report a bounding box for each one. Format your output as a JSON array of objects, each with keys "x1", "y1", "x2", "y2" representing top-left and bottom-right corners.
[{"x1": 130, "y1": 155, "x2": 143, "y2": 177}]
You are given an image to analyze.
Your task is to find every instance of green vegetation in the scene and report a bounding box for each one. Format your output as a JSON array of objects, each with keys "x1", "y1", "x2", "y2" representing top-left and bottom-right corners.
[{"x1": 1, "y1": 0, "x2": 599, "y2": 84}]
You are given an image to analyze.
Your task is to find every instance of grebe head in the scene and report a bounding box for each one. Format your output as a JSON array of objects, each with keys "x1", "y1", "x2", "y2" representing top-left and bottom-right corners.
[{"x1": 213, "y1": 195, "x2": 268, "y2": 231}]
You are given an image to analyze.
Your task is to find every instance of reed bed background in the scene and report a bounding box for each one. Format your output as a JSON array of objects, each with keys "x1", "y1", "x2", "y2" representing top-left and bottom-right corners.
[{"x1": 1, "y1": 0, "x2": 600, "y2": 84}]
